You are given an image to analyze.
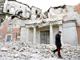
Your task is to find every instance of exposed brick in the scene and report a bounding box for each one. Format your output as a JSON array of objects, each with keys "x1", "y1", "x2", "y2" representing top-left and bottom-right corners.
[{"x1": 75, "y1": 4, "x2": 80, "y2": 14}]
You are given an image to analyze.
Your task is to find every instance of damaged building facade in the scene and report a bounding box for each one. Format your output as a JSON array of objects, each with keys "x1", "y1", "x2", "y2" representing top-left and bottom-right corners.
[{"x1": 0, "y1": 0, "x2": 80, "y2": 46}]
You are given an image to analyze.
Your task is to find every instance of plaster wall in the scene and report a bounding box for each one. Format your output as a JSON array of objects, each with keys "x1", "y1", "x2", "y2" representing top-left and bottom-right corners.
[
  {"x1": 20, "y1": 28, "x2": 27, "y2": 41},
  {"x1": 63, "y1": 22, "x2": 78, "y2": 46},
  {"x1": 53, "y1": 25, "x2": 59, "y2": 44},
  {"x1": 7, "y1": 1, "x2": 30, "y2": 17}
]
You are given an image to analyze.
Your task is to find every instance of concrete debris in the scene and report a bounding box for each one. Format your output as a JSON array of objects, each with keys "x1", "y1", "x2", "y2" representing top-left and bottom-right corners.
[
  {"x1": 0, "y1": 0, "x2": 80, "y2": 27},
  {"x1": 31, "y1": 6, "x2": 42, "y2": 20},
  {"x1": 0, "y1": 41, "x2": 79, "y2": 60},
  {"x1": 0, "y1": 47, "x2": 8, "y2": 51},
  {"x1": 26, "y1": 11, "x2": 31, "y2": 19},
  {"x1": 2, "y1": 1, "x2": 80, "y2": 27}
]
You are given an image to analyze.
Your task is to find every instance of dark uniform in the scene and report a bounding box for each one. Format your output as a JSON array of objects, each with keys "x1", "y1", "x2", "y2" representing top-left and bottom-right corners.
[
  {"x1": 53, "y1": 33, "x2": 62, "y2": 57},
  {"x1": 55, "y1": 34, "x2": 61, "y2": 47}
]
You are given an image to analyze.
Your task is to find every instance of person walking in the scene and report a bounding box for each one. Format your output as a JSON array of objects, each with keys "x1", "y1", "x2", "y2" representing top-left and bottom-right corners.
[{"x1": 52, "y1": 31, "x2": 63, "y2": 58}]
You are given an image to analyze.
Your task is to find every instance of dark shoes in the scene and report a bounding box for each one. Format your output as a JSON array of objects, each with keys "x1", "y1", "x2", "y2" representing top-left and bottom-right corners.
[
  {"x1": 51, "y1": 50, "x2": 55, "y2": 54},
  {"x1": 52, "y1": 50, "x2": 63, "y2": 59},
  {"x1": 59, "y1": 56, "x2": 63, "y2": 59}
]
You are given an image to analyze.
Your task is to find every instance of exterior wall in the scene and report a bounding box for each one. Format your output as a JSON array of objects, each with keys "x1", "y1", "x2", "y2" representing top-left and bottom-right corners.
[
  {"x1": 20, "y1": 25, "x2": 59, "y2": 44},
  {"x1": 31, "y1": 6, "x2": 42, "y2": 20},
  {"x1": 20, "y1": 27, "x2": 27, "y2": 41},
  {"x1": 6, "y1": 1, "x2": 30, "y2": 18},
  {"x1": 74, "y1": 4, "x2": 80, "y2": 26},
  {"x1": 63, "y1": 21, "x2": 78, "y2": 46},
  {"x1": 21, "y1": 21, "x2": 79, "y2": 45},
  {"x1": 0, "y1": 20, "x2": 20, "y2": 42},
  {"x1": 29, "y1": 28, "x2": 33, "y2": 43},
  {"x1": 76, "y1": 26, "x2": 80, "y2": 44},
  {"x1": 75, "y1": 4, "x2": 80, "y2": 14},
  {"x1": 53, "y1": 25, "x2": 59, "y2": 44},
  {"x1": 0, "y1": 20, "x2": 8, "y2": 42},
  {"x1": 12, "y1": 28, "x2": 20, "y2": 41}
]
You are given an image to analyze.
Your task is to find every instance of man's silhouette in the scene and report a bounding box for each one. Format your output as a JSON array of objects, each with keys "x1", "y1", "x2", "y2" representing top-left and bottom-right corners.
[{"x1": 52, "y1": 31, "x2": 63, "y2": 58}]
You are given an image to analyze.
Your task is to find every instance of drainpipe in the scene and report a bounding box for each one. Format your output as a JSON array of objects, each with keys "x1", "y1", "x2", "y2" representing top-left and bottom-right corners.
[{"x1": 16, "y1": 32, "x2": 17, "y2": 41}]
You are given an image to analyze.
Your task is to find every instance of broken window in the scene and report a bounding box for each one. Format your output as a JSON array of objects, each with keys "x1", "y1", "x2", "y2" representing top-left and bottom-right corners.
[
  {"x1": 1, "y1": 19, "x2": 4, "y2": 23},
  {"x1": 8, "y1": 24, "x2": 13, "y2": 32},
  {"x1": 7, "y1": 9, "x2": 9, "y2": 13},
  {"x1": 0, "y1": 33, "x2": 2, "y2": 38},
  {"x1": 44, "y1": 11, "x2": 48, "y2": 18},
  {"x1": 0, "y1": 19, "x2": 4, "y2": 25},
  {"x1": 10, "y1": 7, "x2": 15, "y2": 14},
  {"x1": 6, "y1": 35, "x2": 11, "y2": 42},
  {"x1": 26, "y1": 11, "x2": 31, "y2": 19},
  {"x1": 17, "y1": 10, "x2": 23, "y2": 17},
  {"x1": 0, "y1": 19, "x2": 4, "y2": 23},
  {"x1": 35, "y1": 10, "x2": 38, "y2": 15}
]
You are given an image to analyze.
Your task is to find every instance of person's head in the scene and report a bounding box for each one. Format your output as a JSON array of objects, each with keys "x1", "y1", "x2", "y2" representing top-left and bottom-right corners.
[{"x1": 58, "y1": 31, "x2": 62, "y2": 35}]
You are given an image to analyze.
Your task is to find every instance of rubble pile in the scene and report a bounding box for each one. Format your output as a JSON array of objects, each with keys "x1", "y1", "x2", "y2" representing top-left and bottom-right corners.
[{"x1": 0, "y1": 41, "x2": 80, "y2": 60}]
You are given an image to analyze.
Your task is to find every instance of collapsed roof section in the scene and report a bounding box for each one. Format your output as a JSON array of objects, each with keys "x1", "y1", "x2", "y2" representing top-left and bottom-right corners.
[{"x1": 1, "y1": 0, "x2": 80, "y2": 26}]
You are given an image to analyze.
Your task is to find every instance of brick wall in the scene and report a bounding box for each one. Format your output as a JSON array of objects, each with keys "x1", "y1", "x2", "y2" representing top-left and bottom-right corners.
[
  {"x1": 0, "y1": 20, "x2": 21, "y2": 42},
  {"x1": 75, "y1": 4, "x2": 80, "y2": 14}
]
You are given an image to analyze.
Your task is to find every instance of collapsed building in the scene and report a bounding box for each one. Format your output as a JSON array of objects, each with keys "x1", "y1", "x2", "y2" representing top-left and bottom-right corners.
[{"x1": 0, "y1": 0, "x2": 80, "y2": 46}]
